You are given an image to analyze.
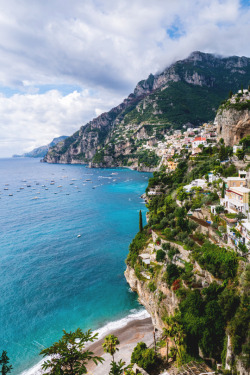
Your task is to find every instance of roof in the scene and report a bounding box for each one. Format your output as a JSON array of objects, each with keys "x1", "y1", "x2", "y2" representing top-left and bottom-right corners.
[
  {"x1": 227, "y1": 177, "x2": 246, "y2": 181},
  {"x1": 193, "y1": 137, "x2": 206, "y2": 142},
  {"x1": 230, "y1": 186, "x2": 250, "y2": 193}
]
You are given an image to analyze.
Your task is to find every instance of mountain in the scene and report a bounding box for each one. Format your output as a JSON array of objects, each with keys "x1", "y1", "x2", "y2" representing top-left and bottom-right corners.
[
  {"x1": 43, "y1": 51, "x2": 250, "y2": 168},
  {"x1": 13, "y1": 136, "x2": 68, "y2": 158}
]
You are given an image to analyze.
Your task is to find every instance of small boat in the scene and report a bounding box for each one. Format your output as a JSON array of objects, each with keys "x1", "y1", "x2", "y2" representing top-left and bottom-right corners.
[
  {"x1": 32, "y1": 197, "x2": 39, "y2": 200},
  {"x1": 77, "y1": 234, "x2": 81, "y2": 238},
  {"x1": 9, "y1": 194, "x2": 13, "y2": 196},
  {"x1": 57, "y1": 185, "x2": 62, "y2": 188},
  {"x1": 4, "y1": 188, "x2": 8, "y2": 190}
]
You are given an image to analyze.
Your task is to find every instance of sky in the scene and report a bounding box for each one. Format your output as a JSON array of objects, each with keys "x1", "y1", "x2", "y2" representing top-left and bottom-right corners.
[{"x1": 0, "y1": 0, "x2": 249, "y2": 157}]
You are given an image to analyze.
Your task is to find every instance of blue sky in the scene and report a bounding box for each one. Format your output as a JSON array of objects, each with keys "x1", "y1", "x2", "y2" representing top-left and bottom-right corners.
[{"x1": 0, "y1": 0, "x2": 249, "y2": 157}]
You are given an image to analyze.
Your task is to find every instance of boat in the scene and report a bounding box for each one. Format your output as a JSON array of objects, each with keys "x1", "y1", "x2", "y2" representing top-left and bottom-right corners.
[
  {"x1": 9, "y1": 194, "x2": 13, "y2": 196},
  {"x1": 77, "y1": 234, "x2": 81, "y2": 238}
]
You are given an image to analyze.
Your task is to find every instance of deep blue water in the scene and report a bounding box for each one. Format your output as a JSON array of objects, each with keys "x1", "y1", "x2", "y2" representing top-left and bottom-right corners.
[{"x1": 0, "y1": 158, "x2": 150, "y2": 374}]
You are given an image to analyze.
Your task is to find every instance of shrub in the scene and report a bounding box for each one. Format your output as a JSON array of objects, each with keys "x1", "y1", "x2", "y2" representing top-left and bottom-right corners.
[
  {"x1": 194, "y1": 242, "x2": 238, "y2": 279},
  {"x1": 165, "y1": 264, "x2": 182, "y2": 287},
  {"x1": 156, "y1": 249, "x2": 166, "y2": 262},
  {"x1": 131, "y1": 342, "x2": 157, "y2": 372},
  {"x1": 162, "y1": 242, "x2": 171, "y2": 251},
  {"x1": 148, "y1": 281, "x2": 157, "y2": 292}
]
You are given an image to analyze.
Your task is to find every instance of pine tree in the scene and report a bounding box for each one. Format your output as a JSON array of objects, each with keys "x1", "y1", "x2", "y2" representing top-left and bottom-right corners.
[
  {"x1": 0, "y1": 351, "x2": 12, "y2": 375},
  {"x1": 139, "y1": 210, "x2": 143, "y2": 232},
  {"x1": 221, "y1": 182, "x2": 225, "y2": 199}
]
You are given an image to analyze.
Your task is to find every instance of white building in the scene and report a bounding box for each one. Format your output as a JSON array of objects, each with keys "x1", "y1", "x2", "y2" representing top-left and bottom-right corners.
[
  {"x1": 184, "y1": 179, "x2": 207, "y2": 193},
  {"x1": 192, "y1": 137, "x2": 207, "y2": 149}
]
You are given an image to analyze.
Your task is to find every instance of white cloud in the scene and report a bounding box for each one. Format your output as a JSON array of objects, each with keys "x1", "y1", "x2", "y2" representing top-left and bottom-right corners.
[
  {"x1": 0, "y1": 0, "x2": 249, "y2": 156},
  {"x1": 0, "y1": 89, "x2": 123, "y2": 157}
]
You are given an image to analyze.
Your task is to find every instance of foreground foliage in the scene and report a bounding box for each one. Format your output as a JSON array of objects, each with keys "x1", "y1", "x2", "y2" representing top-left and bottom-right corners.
[{"x1": 40, "y1": 329, "x2": 103, "y2": 375}]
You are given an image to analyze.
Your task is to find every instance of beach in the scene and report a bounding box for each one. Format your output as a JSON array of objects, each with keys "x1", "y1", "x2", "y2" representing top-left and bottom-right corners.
[{"x1": 87, "y1": 316, "x2": 154, "y2": 374}]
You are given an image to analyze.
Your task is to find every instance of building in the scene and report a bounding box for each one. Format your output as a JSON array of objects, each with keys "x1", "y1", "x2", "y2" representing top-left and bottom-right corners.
[
  {"x1": 184, "y1": 179, "x2": 207, "y2": 193},
  {"x1": 167, "y1": 160, "x2": 178, "y2": 171},
  {"x1": 222, "y1": 186, "x2": 250, "y2": 214},
  {"x1": 208, "y1": 173, "x2": 219, "y2": 183},
  {"x1": 233, "y1": 145, "x2": 243, "y2": 154},
  {"x1": 192, "y1": 137, "x2": 207, "y2": 149},
  {"x1": 226, "y1": 177, "x2": 247, "y2": 188}
]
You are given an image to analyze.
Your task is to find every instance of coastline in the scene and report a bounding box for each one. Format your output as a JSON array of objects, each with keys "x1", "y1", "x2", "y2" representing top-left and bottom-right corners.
[
  {"x1": 86, "y1": 315, "x2": 154, "y2": 374},
  {"x1": 20, "y1": 310, "x2": 153, "y2": 375}
]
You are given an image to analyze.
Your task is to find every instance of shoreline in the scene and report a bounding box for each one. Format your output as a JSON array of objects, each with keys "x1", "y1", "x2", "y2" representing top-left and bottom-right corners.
[
  {"x1": 19, "y1": 310, "x2": 153, "y2": 375},
  {"x1": 86, "y1": 316, "x2": 154, "y2": 374}
]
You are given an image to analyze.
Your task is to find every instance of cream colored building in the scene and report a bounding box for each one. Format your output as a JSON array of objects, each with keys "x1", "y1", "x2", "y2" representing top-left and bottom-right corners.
[{"x1": 223, "y1": 186, "x2": 250, "y2": 214}]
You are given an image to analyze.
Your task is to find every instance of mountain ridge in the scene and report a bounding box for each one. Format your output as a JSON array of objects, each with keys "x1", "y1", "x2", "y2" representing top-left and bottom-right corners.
[
  {"x1": 43, "y1": 51, "x2": 250, "y2": 168},
  {"x1": 13, "y1": 136, "x2": 68, "y2": 158}
]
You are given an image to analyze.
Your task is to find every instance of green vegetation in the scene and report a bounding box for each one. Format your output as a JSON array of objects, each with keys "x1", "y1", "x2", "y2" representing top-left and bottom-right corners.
[
  {"x1": 193, "y1": 242, "x2": 238, "y2": 279},
  {"x1": 102, "y1": 335, "x2": 120, "y2": 361},
  {"x1": 131, "y1": 342, "x2": 158, "y2": 373},
  {"x1": 92, "y1": 150, "x2": 105, "y2": 164},
  {"x1": 126, "y1": 230, "x2": 150, "y2": 268},
  {"x1": 0, "y1": 351, "x2": 12, "y2": 375},
  {"x1": 139, "y1": 210, "x2": 143, "y2": 233},
  {"x1": 126, "y1": 136, "x2": 249, "y2": 371},
  {"x1": 40, "y1": 328, "x2": 103, "y2": 375},
  {"x1": 137, "y1": 150, "x2": 160, "y2": 167}
]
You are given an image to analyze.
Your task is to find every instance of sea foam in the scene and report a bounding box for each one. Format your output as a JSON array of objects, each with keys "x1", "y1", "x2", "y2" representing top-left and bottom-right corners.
[{"x1": 19, "y1": 309, "x2": 150, "y2": 375}]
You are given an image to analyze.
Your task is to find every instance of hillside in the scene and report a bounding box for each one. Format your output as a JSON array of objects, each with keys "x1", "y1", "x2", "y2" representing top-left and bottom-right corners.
[
  {"x1": 13, "y1": 136, "x2": 68, "y2": 158},
  {"x1": 125, "y1": 144, "x2": 250, "y2": 374},
  {"x1": 43, "y1": 51, "x2": 250, "y2": 169}
]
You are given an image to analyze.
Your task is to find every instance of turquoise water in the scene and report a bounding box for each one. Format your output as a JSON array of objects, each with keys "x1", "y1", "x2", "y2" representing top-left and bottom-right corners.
[{"x1": 0, "y1": 158, "x2": 150, "y2": 374}]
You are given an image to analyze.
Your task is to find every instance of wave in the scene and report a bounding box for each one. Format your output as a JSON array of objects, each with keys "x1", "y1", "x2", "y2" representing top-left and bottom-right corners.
[{"x1": 19, "y1": 309, "x2": 150, "y2": 375}]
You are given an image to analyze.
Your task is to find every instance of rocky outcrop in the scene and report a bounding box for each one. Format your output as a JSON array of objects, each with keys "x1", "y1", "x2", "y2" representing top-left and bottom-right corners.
[
  {"x1": 216, "y1": 108, "x2": 250, "y2": 146},
  {"x1": 125, "y1": 265, "x2": 179, "y2": 331}
]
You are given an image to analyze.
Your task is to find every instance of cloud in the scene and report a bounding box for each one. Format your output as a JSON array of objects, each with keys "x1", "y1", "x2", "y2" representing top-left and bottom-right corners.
[
  {"x1": 0, "y1": 0, "x2": 249, "y2": 156},
  {"x1": 0, "y1": 89, "x2": 123, "y2": 157}
]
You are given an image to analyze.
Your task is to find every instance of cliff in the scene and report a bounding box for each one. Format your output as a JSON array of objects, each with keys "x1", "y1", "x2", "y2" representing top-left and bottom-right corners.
[
  {"x1": 43, "y1": 51, "x2": 250, "y2": 169},
  {"x1": 216, "y1": 90, "x2": 250, "y2": 146},
  {"x1": 124, "y1": 156, "x2": 249, "y2": 373}
]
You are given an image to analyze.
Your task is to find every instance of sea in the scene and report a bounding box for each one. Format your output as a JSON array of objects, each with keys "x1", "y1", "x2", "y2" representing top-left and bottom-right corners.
[{"x1": 0, "y1": 158, "x2": 151, "y2": 375}]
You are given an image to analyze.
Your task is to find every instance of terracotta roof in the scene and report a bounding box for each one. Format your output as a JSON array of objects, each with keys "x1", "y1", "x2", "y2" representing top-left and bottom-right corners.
[{"x1": 193, "y1": 137, "x2": 206, "y2": 142}]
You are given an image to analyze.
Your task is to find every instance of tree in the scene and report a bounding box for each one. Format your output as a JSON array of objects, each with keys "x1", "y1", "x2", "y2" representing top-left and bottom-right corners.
[
  {"x1": 163, "y1": 313, "x2": 186, "y2": 365},
  {"x1": 176, "y1": 187, "x2": 187, "y2": 203},
  {"x1": 139, "y1": 210, "x2": 143, "y2": 233},
  {"x1": 0, "y1": 351, "x2": 12, "y2": 375},
  {"x1": 102, "y1": 335, "x2": 120, "y2": 361},
  {"x1": 131, "y1": 342, "x2": 157, "y2": 372},
  {"x1": 40, "y1": 329, "x2": 103, "y2": 375},
  {"x1": 221, "y1": 182, "x2": 225, "y2": 198},
  {"x1": 229, "y1": 90, "x2": 233, "y2": 98},
  {"x1": 236, "y1": 148, "x2": 245, "y2": 160},
  {"x1": 239, "y1": 135, "x2": 250, "y2": 150},
  {"x1": 109, "y1": 360, "x2": 129, "y2": 375}
]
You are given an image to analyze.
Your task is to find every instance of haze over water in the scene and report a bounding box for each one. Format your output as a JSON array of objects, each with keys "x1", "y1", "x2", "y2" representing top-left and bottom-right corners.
[{"x1": 0, "y1": 158, "x2": 150, "y2": 374}]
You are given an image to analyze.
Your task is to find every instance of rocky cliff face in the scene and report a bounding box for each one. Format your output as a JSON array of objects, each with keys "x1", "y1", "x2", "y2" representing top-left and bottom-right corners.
[
  {"x1": 216, "y1": 92, "x2": 250, "y2": 146},
  {"x1": 125, "y1": 265, "x2": 179, "y2": 331},
  {"x1": 43, "y1": 51, "x2": 250, "y2": 168}
]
